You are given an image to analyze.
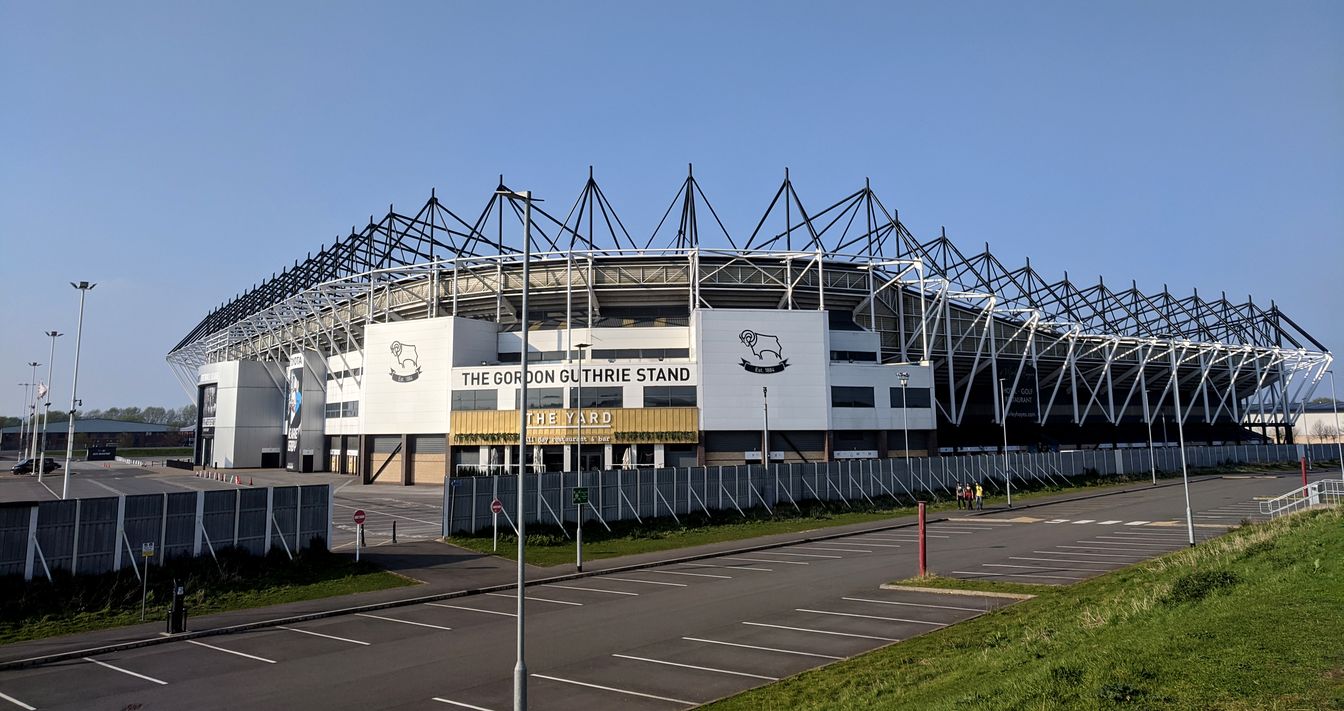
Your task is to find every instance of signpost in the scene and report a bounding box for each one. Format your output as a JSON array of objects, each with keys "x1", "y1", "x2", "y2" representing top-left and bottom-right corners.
[
  {"x1": 353, "y1": 509, "x2": 365, "y2": 562},
  {"x1": 140, "y1": 542, "x2": 155, "y2": 620},
  {"x1": 573, "y1": 487, "x2": 589, "y2": 572},
  {"x1": 491, "y1": 497, "x2": 503, "y2": 552}
]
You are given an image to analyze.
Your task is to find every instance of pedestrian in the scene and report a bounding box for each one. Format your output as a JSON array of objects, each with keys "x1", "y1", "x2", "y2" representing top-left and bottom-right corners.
[
  {"x1": 955, "y1": 483, "x2": 964, "y2": 509},
  {"x1": 975, "y1": 481, "x2": 984, "y2": 510},
  {"x1": 962, "y1": 483, "x2": 973, "y2": 510}
]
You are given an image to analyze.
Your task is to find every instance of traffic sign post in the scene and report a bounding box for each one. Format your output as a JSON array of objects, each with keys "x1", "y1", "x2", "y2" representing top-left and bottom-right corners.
[
  {"x1": 573, "y1": 487, "x2": 589, "y2": 572},
  {"x1": 140, "y1": 542, "x2": 155, "y2": 620},
  {"x1": 353, "y1": 510, "x2": 366, "y2": 562},
  {"x1": 491, "y1": 498, "x2": 504, "y2": 552}
]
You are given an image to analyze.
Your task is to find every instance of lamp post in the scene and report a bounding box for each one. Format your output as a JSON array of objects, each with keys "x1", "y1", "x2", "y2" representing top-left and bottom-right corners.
[
  {"x1": 897, "y1": 372, "x2": 911, "y2": 484},
  {"x1": 1170, "y1": 346, "x2": 1195, "y2": 547},
  {"x1": 497, "y1": 188, "x2": 534, "y2": 711},
  {"x1": 573, "y1": 342, "x2": 590, "y2": 572},
  {"x1": 1141, "y1": 380, "x2": 1156, "y2": 485},
  {"x1": 999, "y1": 376, "x2": 1011, "y2": 508},
  {"x1": 1330, "y1": 370, "x2": 1342, "y2": 483},
  {"x1": 762, "y1": 386, "x2": 770, "y2": 466},
  {"x1": 26, "y1": 362, "x2": 41, "y2": 465},
  {"x1": 38, "y1": 331, "x2": 62, "y2": 481},
  {"x1": 63, "y1": 281, "x2": 95, "y2": 500},
  {"x1": 17, "y1": 383, "x2": 31, "y2": 457}
]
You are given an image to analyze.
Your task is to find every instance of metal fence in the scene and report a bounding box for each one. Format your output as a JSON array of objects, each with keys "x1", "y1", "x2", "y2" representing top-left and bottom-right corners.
[
  {"x1": 0, "y1": 484, "x2": 332, "y2": 581},
  {"x1": 443, "y1": 444, "x2": 1340, "y2": 535}
]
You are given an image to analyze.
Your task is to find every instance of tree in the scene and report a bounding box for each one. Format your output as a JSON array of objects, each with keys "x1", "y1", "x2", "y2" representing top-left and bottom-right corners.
[{"x1": 1309, "y1": 419, "x2": 1340, "y2": 443}]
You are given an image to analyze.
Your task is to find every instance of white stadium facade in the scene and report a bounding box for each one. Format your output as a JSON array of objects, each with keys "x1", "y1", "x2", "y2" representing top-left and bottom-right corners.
[{"x1": 167, "y1": 170, "x2": 1332, "y2": 485}]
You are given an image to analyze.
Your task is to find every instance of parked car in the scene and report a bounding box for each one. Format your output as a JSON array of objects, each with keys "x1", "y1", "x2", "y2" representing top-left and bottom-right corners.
[{"x1": 10, "y1": 458, "x2": 61, "y2": 475}]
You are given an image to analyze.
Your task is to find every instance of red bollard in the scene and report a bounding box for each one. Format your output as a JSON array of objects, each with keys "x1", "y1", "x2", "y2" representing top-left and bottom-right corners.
[
  {"x1": 917, "y1": 501, "x2": 927, "y2": 577},
  {"x1": 1302, "y1": 457, "x2": 1308, "y2": 491}
]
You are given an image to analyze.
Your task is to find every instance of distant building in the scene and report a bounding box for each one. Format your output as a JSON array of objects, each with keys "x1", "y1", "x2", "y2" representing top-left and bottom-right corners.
[
  {"x1": 0, "y1": 418, "x2": 192, "y2": 452},
  {"x1": 1249, "y1": 402, "x2": 1344, "y2": 445}
]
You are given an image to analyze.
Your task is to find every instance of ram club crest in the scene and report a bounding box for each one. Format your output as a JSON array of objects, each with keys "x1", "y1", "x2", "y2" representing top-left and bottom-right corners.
[
  {"x1": 389, "y1": 340, "x2": 422, "y2": 383},
  {"x1": 738, "y1": 329, "x2": 790, "y2": 374}
]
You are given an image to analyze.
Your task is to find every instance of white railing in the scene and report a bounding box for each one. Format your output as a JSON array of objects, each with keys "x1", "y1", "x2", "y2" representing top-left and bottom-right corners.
[{"x1": 1259, "y1": 480, "x2": 1344, "y2": 518}]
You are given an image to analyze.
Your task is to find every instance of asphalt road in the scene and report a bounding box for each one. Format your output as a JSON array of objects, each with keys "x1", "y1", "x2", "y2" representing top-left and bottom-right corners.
[{"x1": 0, "y1": 470, "x2": 1326, "y2": 711}]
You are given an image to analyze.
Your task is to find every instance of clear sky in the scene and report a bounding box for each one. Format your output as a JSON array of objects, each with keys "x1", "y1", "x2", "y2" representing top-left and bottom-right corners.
[{"x1": 2, "y1": 1, "x2": 1341, "y2": 413}]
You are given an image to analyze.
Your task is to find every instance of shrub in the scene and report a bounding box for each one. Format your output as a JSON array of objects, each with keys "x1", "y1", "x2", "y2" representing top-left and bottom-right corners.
[{"x1": 1162, "y1": 569, "x2": 1241, "y2": 604}]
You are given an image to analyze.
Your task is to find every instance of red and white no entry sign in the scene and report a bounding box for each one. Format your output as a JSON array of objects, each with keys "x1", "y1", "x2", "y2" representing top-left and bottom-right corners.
[
  {"x1": 490, "y1": 498, "x2": 504, "y2": 515},
  {"x1": 353, "y1": 509, "x2": 366, "y2": 525}
]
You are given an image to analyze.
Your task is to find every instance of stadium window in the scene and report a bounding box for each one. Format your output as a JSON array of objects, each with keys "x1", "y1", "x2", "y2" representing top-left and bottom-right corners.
[
  {"x1": 342, "y1": 401, "x2": 359, "y2": 417},
  {"x1": 515, "y1": 387, "x2": 563, "y2": 410},
  {"x1": 889, "y1": 387, "x2": 932, "y2": 408},
  {"x1": 569, "y1": 386, "x2": 623, "y2": 408},
  {"x1": 643, "y1": 385, "x2": 697, "y2": 407},
  {"x1": 831, "y1": 386, "x2": 875, "y2": 408},
  {"x1": 830, "y1": 350, "x2": 878, "y2": 362},
  {"x1": 324, "y1": 402, "x2": 342, "y2": 418},
  {"x1": 452, "y1": 389, "x2": 498, "y2": 411},
  {"x1": 591, "y1": 347, "x2": 691, "y2": 361}
]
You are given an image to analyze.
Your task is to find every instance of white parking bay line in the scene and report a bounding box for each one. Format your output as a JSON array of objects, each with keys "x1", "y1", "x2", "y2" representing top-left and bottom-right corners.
[
  {"x1": 1097, "y1": 520, "x2": 1122, "y2": 525},
  {"x1": 985, "y1": 563, "x2": 1109, "y2": 573},
  {"x1": 1071, "y1": 520, "x2": 1097, "y2": 524},
  {"x1": 532, "y1": 673, "x2": 695, "y2": 706},
  {"x1": 426, "y1": 603, "x2": 516, "y2": 617},
  {"x1": 186, "y1": 639, "x2": 276, "y2": 663},
  {"x1": 719, "y1": 556, "x2": 807, "y2": 566},
  {"x1": 840, "y1": 597, "x2": 982, "y2": 612},
  {"x1": 1124, "y1": 521, "x2": 1150, "y2": 526},
  {"x1": 1011, "y1": 556, "x2": 1123, "y2": 567},
  {"x1": 796, "y1": 609, "x2": 946, "y2": 626},
  {"x1": 277, "y1": 625, "x2": 371, "y2": 645},
  {"x1": 612, "y1": 653, "x2": 779, "y2": 681},
  {"x1": 603, "y1": 576, "x2": 687, "y2": 587},
  {"x1": 1045, "y1": 519, "x2": 1070, "y2": 524},
  {"x1": 432, "y1": 698, "x2": 495, "y2": 711},
  {"x1": 485, "y1": 592, "x2": 583, "y2": 606},
  {"x1": 644, "y1": 569, "x2": 732, "y2": 579},
  {"x1": 752, "y1": 551, "x2": 841, "y2": 559},
  {"x1": 356, "y1": 613, "x2": 453, "y2": 630},
  {"x1": 83, "y1": 657, "x2": 168, "y2": 685},
  {"x1": 1035, "y1": 549, "x2": 1145, "y2": 558},
  {"x1": 545, "y1": 583, "x2": 640, "y2": 595},
  {"x1": 682, "y1": 636, "x2": 843, "y2": 660},
  {"x1": 742, "y1": 621, "x2": 900, "y2": 642},
  {"x1": 0, "y1": 690, "x2": 36, "y2": 711},
  {"x1": 834, "y1": 540, "x2": 903, "y2": 548},
  {"x1": 680, "y1": 562, "x2": 772, "y2": 572},
  {"x1": 1055, "y1": 546, "x2": 1155, "y2": 555},
  {"x1": 793, "y1": 545, "x2": 873, "y2": 554}
]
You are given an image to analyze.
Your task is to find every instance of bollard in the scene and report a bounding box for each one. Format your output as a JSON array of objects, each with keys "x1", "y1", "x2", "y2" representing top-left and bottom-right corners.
[
  {"x1": 167, "y1": 579, "x2": 187, "y2": 634},
  {"x1": 392, "y1": 519, "x2": 397, "y2": 543},
  {"x1": 917, "y1": 501, "x2": 927, "y2": 577},
  {"x1": 1302, "y1": 457, "x2": 1308, "y2": 492}
]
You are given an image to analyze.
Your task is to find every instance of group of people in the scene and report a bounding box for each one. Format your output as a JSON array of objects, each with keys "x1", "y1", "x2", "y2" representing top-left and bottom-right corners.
[{"x1": 955, "y1": 482, "x2": 984, "y2": 510}]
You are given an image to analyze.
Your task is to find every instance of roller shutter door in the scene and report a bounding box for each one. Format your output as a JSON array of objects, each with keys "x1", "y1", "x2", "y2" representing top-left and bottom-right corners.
[{"x1": 410, "y1": 435, "x2": 446, "y2": 484}]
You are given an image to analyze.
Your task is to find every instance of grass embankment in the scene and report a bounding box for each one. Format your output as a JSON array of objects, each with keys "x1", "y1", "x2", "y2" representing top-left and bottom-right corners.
[
  {"x1": 445, "y1": 464, "x2": 1268, "y2": 568},
  {"x1": 0, "y1": 545, "x2": 414, "y2": 644},
  {"x1": 707, "y1": 506, "x2": 1344, "y2": 711}
]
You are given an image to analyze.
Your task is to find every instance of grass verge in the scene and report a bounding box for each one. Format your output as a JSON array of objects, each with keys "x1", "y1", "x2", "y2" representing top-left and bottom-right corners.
[
  {"x1": 0, "y1": 544, "x2": 414, "y2": 644},
  {"x1": 444, "y1": 463, "x2": 1297, "y2": 568},
  {"x1": 705, "y1": 506, "x2": 1344, "y2": 710}
]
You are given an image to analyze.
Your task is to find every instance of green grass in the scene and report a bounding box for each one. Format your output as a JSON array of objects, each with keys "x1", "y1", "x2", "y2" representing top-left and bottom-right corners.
[
  {"x1": 886, "y1": 574, "x2": 1049, "y2": 597},
  {"x1": 444, "y1": 463, "x2": 1289, "y2": 568},
  {"x1": 705, "y1": 506, "x2": 1344, "y2": 711},
  {"x1": 0, "y1": 545, "x2": 415, "y2": 644}
]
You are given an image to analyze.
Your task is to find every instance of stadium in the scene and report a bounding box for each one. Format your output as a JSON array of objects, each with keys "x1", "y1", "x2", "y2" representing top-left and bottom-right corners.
[{"x1": 166, "y1": 169, "x2": 1333, "y2": 484}]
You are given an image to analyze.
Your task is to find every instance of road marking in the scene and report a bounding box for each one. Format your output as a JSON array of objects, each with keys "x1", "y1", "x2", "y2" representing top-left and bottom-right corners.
[
  {"x1": 426, "y1": 603, "x2": 515, "y2": 617},
  {"x1": 840, "y1": 596, "x2": 982, "y2": 612},
  {"x1": 680, "y1": 562, "x2": 772, "y2": 572},
  {"x1": 83, "y1": 657, "x2": 168, "y2": 685},
  {"x1": 1074, "y1": 540, "x2": 1174, "y2": 548},
  {"x1": 862, "y1": 533, "x2": 950, "y2": 540},
  {"x1": 1034, "y1": 549, "x2": 1144, "y2": 558},
  {"x1": 531, "y1": 673, "x2": 695, "y2": 706},
  {"x1": 485, "y1": 592, "x2": 583, "y2": 606},
  {"x1": 793, "y1": 545, "x2": 873, "y2": 554},
  {"x1": 186, "y1": 639, "x2": 277, "y2": 663},
  {"x1": 1096, "y1": 520, "x2": 1122, "y2": 525},
  {"x1": 1045, "y1": 519, "x2": 1070, "y2": 524},
  {"x1": 1123, "y1": 521, "x2": 1150, "y2": 526},
  {"x1": 356, "y1": 613, "x2": 454, "y2": 630},
  {"x1": 544, "y1": 583, "x2": 640, "y2": 595},
  {"x1": 985, "y1": 563, "x2": 1109, "y2": 573},
  {"x1": 612, "y1": 653, "x2": 779, "y2": 681},
  {"x1": 953, "y1": 570, "x2": 1084, "y2": 580},
  {"x1": 603, "y1": 576, "x2": 687, "y2": 587},
  {"x1": 1071, "y1": 519, "x2": 1096, "y2": 524},
  {"x1": 643, "y1": 569, "x2": 732, "y2": 579},
  {"x1": 277, "y1": 625, "x2": 371, "y2": 645},
  {"x1": 742, "y1": 621, "x2": 899, "y2": 642},
  {"x1": 432, "y1": 698, "x2": 495, "y2": 711},
  {"x1": 796, "y1": 609, "x2": 946, "y2": 626},
  {"x1": 682, "y1": 636, "x2": 843, "y2": 660},
  {"x1": 1011, "y1": 556, "x2": 1122, "y2": 566},
  {"x1": 0, "y1": 691, "x2": 36, "y2": 710},
  {"x1": 1055, "y1": 546, "x2": 1157, "y2": 555},
  {"x1": 87, "y1": 478, "x2": 124, "y2": 495},
  {"x1": 750, "y1": 551, "x2": 841, "y2": 559},
  {"x1": 719, "y1": 556, "x2": 807, "y2": 565},
  {"x1": 833, "y1": 540, "x2": 903, "y2": 548}
]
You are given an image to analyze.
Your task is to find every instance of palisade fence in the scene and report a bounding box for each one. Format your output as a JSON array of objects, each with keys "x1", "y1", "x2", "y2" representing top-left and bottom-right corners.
[
  {"x1": 444, "y1": 444, "x2": 1340, "y2": 535},
  {"x1": 0, "y1": 484, "x2": 332, "y2": 582}
]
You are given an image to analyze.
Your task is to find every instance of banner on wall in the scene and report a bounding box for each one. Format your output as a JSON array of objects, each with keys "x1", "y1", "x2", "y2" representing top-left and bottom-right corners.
[
  {"x1": 199, "y1": 384, "x2": 217, "y2": 436},
  {"x1": 285, "y1": 360, "x2": 303, "y2": 468}
]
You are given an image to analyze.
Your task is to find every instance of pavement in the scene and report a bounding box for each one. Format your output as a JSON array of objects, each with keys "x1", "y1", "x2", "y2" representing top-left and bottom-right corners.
[{"x1": 0, "y1": 466, "x2": 1336, "y2": 710}]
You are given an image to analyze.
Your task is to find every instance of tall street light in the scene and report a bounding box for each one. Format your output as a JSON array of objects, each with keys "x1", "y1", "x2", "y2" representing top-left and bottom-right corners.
[
  {"x1": 17, "y1": 382, "x2": 31, "y2": 457},
  {"x1": 999, "y1": 376, "x2": 1011, "y2": 508},
  {"x1": 1330, "y1": 369, "x2": 1343, "y2": 483},
  {"x1": 26, "y1": 362, "x2": 41, "y2": 464},
  {"x1": 63, "y1": 281, "x2": 95, "y2": 500},
  {"x1": 496, "y1": 188, "x2": 534, "y2": 711},
  {"x1": 573, "y1": 342, "x2": 590, "y2": 572},
  {"x1": 1169, "y1": 345, "x2": 1195, "y2": 547},
  {"x1": 38, "y1": 331, "x2": 63, "y2": 482},
  {"x1": 1141, "y1": 379, "x2": 1156, "y2": 485},
  {"x1": 897, "y1": 371, "x2": 911, "y2": 486}
]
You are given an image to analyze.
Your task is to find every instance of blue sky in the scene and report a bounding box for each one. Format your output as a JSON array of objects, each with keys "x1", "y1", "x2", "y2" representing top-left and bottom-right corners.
[{"x1": 2, "y1": 1, "x2": 1341, "y2": 412}]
